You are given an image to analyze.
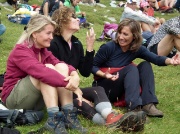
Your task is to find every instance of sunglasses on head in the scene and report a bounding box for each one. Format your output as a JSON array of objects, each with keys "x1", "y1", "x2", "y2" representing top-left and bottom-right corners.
[{"x1": 71, "y1": 14, "x2": 77, "y2": 19}]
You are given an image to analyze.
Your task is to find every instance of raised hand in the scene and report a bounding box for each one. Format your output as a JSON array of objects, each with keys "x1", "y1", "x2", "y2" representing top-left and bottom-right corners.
[{"x1": 86, "y1": 27, "x2": 96, "y2": 52}]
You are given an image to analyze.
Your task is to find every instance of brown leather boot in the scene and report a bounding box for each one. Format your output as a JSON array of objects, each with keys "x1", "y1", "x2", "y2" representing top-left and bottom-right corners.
[{"x1": 142, "y1": 103, "x2": 163, "y2": 118}]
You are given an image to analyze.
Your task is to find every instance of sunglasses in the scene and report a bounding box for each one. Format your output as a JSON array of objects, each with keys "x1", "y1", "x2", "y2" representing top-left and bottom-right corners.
[{"x1": 71, "y1": 14, "x2": 77, "y2": 19}]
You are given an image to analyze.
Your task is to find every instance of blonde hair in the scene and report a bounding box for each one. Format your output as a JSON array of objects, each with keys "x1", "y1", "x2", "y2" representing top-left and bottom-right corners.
[
  {"x1": 17, "y1": 14, "x2": 56, "y2": 47},
  {"x1": 51, "y1": 7, "x2": 75, "y2": 36},
  {"x1": 115, "y1": 19, "x2": 143, "y2": 52}
]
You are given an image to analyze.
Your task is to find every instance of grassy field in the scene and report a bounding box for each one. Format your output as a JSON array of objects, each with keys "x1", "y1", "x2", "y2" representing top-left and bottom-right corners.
[{"x1": 0, "y1": 0, "x2": 180, "y2": 134}]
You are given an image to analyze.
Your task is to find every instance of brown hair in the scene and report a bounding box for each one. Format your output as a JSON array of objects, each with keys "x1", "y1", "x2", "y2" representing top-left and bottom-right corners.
[
  {"x1": 51, "y1": 7, "x2": 75, "y2": 36},
  {"x1": 115, "y1": 18, "x2": 143, "y2": 52}
]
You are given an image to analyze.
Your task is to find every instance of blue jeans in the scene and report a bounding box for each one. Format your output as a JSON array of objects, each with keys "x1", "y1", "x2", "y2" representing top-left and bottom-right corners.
[
  {"x1": 174, "y1": 0, "x2": 180, "y2": 9},
  {"x1": 0, "y1": 24, "x2": 6, "y2": 36}
]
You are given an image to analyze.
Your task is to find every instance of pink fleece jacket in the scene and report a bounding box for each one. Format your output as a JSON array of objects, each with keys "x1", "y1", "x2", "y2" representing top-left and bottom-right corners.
[{"x1": 2, "y1": 43, "x2": 76, "y2": 102}]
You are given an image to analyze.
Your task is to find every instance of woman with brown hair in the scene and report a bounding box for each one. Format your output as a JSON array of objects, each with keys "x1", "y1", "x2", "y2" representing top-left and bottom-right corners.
[
  {"x1": 92, "y1": 18, "x2": 180, "y2": 118},
  {"x1": 48, "y1": 7, "x2": 147, "y2": 132}
]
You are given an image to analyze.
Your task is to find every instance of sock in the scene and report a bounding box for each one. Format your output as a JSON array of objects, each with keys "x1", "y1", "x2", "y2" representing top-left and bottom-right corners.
[
  {"x1": 107, "y1": 29, "x2": 116, "y2": 40},
  {"x1": 61, "y1": 103, "x2": 73, "y2": 110},
  {"x1": 111, "y1": 32, "x2": 116, "y2": 40},
  {"x1": 47, "y1": 106, "x2": 59, "y2": 117},
  {"x1": 107, "y1": 29, "x2": 114, "y2": 36},
  {"x1": 95, "y1": 102, "x2": 112, "y2": 119},
  {"x1": 92, "y1": 113, "x2": 106, "y2": 125}
]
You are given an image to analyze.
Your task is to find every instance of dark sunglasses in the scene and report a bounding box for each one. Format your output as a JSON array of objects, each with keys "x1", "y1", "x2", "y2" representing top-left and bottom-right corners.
[{"x1": 71, "y1": 14, "x2": 77, "y2": 19}]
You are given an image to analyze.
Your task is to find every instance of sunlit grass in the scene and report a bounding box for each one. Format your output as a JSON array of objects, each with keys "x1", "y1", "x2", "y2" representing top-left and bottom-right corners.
[{"x1": 0, "y1": 0, "x2": 180, "y2": 133}]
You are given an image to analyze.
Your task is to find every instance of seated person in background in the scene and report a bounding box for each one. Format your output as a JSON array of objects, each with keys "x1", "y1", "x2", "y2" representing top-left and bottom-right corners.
[
  {"x1": 148, "y1": 16, "x2": 180, "y2": 58},
  {"x1": 157, "y1": 0, "x2": 176, "y2": 12},
  {"x1": 81, "y1": 0, "x2": 95, "y2": 4},
  {"x1": 0, "y1": 23, "x2": 6, "y2": 43},
  {"x1": 140, "y1": 0, "x2": 165, "y2": 29},
  {"x1": 48, "y1": 7, "x2": 146, "y2": 132},
  {"x1": 64, "y1": 0, "x2": 88, "y2": 26},
  {"x1": 120, "y1": 0, "x2": 160, "y2": 33},
  {"x1": 147, "y1": 0, "x2": 159, "y2": 12},
  {"x1": 92, "y1": 18, "x2": 180, "y2": 118},
  {"x1": 7, "y1": 0, "x2": 18, "y2": 10},
  {"x1": 1, "y1": 14, "x2": 87, "y2": 134},
  {"x1": 146, "y1": 0, "x2": 166, "y2": 24},
  {"x1": 39, "y1": 0, "x2": 63, "y2": 16}
]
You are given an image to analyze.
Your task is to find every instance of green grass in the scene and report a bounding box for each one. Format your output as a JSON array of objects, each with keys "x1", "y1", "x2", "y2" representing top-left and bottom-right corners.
[{"x1": 0, "y1": 0, "x2": 180, "y2": 133}]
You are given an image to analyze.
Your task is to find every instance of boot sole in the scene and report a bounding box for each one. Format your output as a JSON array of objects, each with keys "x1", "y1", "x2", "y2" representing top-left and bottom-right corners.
[
  {"x1": 146, "y1": 113, "x2": 163, "y2": 118},
  {"x1": 133, "y1": 111, "x2": 146, "y2": 132},
  {"x1": 107, "y1": 112, "x2": 137, "y2": 130},
  {"x1": 44, "y1": 124, "x2": 68, "y2": 134},
  {"x1": 143, "y1": 110, "x2": 164, "y2": 118}
]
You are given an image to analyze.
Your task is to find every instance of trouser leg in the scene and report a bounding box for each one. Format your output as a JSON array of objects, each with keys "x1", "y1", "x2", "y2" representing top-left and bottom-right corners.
[
  {"x1": 80, "y1": 86, "x2": 110, "y2": 105},
  {"x1": 122, "y1": 64, "x2": 142, "y2": 111},
  {"x1": 73, "y1": 86, "x2": 110, "y2": 119},
  {"x1": 73, "y1": 99, "x2": 97, "y2": 120},
  {"x1": 137, "y1": 61, "x2": 158, "y2": 105}
]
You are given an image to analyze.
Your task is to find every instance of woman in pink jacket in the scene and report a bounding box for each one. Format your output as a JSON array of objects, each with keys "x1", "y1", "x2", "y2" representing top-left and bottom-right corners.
[{"x1": 2, "y1": 14, "x2": 87, "y2": 134}]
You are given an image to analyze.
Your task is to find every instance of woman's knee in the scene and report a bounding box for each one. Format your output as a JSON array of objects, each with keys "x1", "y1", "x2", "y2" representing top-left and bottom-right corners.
[
  {"x1": 125, "y1": 64, "x2": 139, "y2": 73},
  {"x1": 138, "y1": 61, "x2": 153, "y2": 74},
  {"x1": 138, "y1": 61, "x2": 152, "y2": 70},
  {"x1": 55, "y1": 63, "x2": 69, "y2": 76},
  {"x1": 46, "y1": 63, "x2": 69, "y2": 77},
  {"x1": 93, "y1": 86, "x2": 105, "y2": 95}
]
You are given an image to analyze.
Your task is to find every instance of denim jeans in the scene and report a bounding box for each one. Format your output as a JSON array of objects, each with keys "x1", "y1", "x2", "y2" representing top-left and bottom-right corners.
[{"x1": 0, "y1": 24, "x2": 6, "y2": 36}]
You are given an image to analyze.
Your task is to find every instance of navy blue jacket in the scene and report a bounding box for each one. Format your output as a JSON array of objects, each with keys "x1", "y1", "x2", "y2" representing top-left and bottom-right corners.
[{"x1": 92, "y1": 41, "x2": 167, "y2": 74}]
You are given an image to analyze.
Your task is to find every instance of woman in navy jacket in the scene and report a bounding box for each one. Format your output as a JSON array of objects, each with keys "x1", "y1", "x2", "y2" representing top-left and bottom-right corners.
[{"x1": 92, "y1": 18, "x2": 180, "y2": 118}]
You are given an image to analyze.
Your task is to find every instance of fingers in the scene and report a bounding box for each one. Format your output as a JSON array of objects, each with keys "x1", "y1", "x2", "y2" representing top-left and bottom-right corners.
[
  {"x1": 171, "y1": 54, "x2": 180, "y2": 65},
  {"x1": 111, "y1": 72, "x2": 119, "y2": 81},
  {"x1": 73, "y1": 88, "x2": 83, "y2": 106},
  {"x1": 87, "y1": 27, "x2": 95, "y2": 37},
  {"x1": 64, "y1": 76, "x2": 71, "y2": 81}
]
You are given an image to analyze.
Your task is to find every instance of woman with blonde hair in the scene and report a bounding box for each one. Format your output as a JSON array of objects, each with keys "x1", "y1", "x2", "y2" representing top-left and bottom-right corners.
[{"x1": 2, "y1": 14, "x2": 87, "y2": 134}]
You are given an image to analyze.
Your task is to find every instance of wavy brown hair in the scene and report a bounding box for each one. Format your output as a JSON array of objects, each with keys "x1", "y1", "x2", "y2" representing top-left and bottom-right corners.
[
  {"x1": 51, "y1": 7, "x2": 75, "y2": 36},
  {"x1": 115, "y1": 18, "x2": 143, "y2": 52}
]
